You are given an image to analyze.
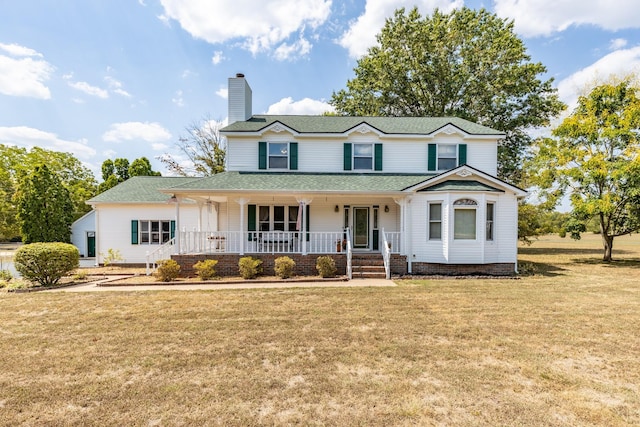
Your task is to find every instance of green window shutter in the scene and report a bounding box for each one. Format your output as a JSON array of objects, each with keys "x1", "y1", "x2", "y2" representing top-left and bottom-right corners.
[
  {"x1": 428, "y1": 144, "x2": 437, "y2": 172},
  {"x1": 306, "y1": 204, "x2": 310, "y2": 242},
  {"x1": 248, "y1": 204, "x2": 256, "y2": 241},
  {"x1": 289, "y1": 142, "x2": 298, "y2": 170},
  {"x1": 343, "y1": 143, "x2": 352, "y2": 171},
  {"x1": 131, "y1": 220, "x2": 138, "y2": 245},
  {"x1": 374, "y1": 143, "x2": 383, "y2": 171},
  {"x1": 258, "y1": 141, "x2": 267, "y2": 170},
  {"x1": 458, "y1": 144, "x2": 467, "y2": 166},
  {"x1": 170, "y1": 220, "x2": 176, "y2": 239}
]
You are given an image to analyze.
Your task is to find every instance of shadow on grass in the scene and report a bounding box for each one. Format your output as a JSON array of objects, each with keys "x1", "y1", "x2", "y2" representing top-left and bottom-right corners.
[
  {"x1": 519, "y1": 247, "x2": 632, "y2": 256},
  {"x1": 573, "y1": 258, "x2": 640, "y2": 268},
  {"x1": 518, "y1": 261, "x2": 567, "y2": 277}
]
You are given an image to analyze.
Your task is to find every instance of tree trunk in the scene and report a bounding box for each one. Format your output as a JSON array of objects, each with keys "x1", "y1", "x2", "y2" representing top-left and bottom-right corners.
[{"x1": 602, "y1": 234, "x2": 614, "y2": 262}]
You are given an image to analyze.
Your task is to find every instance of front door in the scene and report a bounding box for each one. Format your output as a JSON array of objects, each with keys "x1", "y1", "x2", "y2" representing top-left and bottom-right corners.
[
  {"x1": 87, "y1": 232, "x2": 96, "y2": 257},
  {"x1": 353, "y1": 207, "x2": 369, "y2": 249}
]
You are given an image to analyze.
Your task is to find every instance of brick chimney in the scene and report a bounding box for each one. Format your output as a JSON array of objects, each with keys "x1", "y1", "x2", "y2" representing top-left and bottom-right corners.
[{"x1": 228, "y1": 73, "x2": 252, "y2": 124}]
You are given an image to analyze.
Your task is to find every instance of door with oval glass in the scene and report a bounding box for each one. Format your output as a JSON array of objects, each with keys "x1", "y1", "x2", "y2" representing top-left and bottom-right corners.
[{"x1": 353, "y1": 207, "x2": 369, "y2": 249}]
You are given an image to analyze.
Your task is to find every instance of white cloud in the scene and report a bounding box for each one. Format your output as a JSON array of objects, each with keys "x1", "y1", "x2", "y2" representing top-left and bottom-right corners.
[
  {"x1": 103, "y1": 122, "x2": 172, "y2": 143},
  {"x1": 211, "y1": 51, "x2": 224, "y2": 65},
  {"x1": 266, "y1": 97, "x2": 335, "y2": 115},
  {"x1": 556, "y1": 46, "x2": 640, "y2": 113},
  {"x1": 0, "y1": 43, "x2": 54, "y2": 99},
  {"x1": 102, "y1": 149, "x2": 117, "y2": 158},
  {"x1": 216, "y1": 87, "x2": 228, "y2": 99},
  {"x1": 67, "y1": 80, "x2": 109, "y2": 98},
  {"x1": 0, "y1": 126, "x2": 96, "y2": 158},
  {"x1": 609, "y1": 38, "x2": 628, "y2": 50},
  {"x1": 105, "y1": 76, "x2": 132, "y2": 98},
  {"x1": 152, "y1": 143, "x2": 169, "y2": 151},
  {"x1": 338, "y1": 0, "x2": 462, "y2": 58},
  {"x1": 159, "y1": 0, "x2": 331, "y2": 58},
  {"x1": 0, "y1": 42, "x2": 43, "y2": 57},
  {"x1": 494, "y1": 0, "x2": 640, "y2": 38},
  {"x1": 172, "y1": 90, "x2": 185, "y2": 107},
  {"x1": 274, "y1": 38, "x2": 312, "y2": 61}
]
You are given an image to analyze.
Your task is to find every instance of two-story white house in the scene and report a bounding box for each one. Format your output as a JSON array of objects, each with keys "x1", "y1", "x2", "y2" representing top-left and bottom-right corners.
[{"x1": 84, "y1": 74, "x2": 526, "y2": 278}]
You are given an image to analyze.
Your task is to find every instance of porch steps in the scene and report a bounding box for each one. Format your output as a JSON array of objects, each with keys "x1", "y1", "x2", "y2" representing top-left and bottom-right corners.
[{"x1": 351, "y1": 254, "x2": 387, "y2": 279}]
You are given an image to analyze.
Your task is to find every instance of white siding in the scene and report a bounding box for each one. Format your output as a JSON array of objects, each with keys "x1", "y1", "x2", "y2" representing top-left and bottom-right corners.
[
  {"x1": 95, "y1": 203, "x2": 200, "y2": 264},
  {"x1": 71, "y1": 210, "x2": 95, "y2": 258},
  {"x1": 226, "y1": 132, "x2": 499, "y2": 174}
]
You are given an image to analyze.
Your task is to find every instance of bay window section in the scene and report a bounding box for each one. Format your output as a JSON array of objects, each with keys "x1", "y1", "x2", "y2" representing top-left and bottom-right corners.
[
  {"x1": 486, "y1": 203, "x2": 494, "y2": 241},
  {"x1": 453, "y1": 199, "x2": 477, "y2": 240},
  {"x1": 428, "y1": 202, "x2": 442, "y2": 240}
]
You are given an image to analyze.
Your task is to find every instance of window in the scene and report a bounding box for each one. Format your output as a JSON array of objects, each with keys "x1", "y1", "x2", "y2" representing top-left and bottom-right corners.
[
  {"x1": 137, "y1": 220, "x2": 172, "y2": 244},
  {"x1": 353, "y1": 144, "x2": 373, "y2": 170},
  {"x1": 269, "y1": 142, "x2": 288, "y2": 169},
  {"x1": 428, "y1": 143, "x2": 466, "y2": 172},
  {"x1": 257, "y1": 206, "x2": 299, "y2": 231},
  {"x1": 486, "y1": 203, "x2": 494, "y2": 241},
  {"x1": 259, "y1": 142, "x2": 297, "y2": 170},
  {"x1": 428, "y1": 203, "x2": 442, "y2": 240},
  {"x1": 438, "y1": 145, "x2": 457, "y2": 170},
  {"x1": 454, "y1": 199, "x2": 477, "y2": 240}
]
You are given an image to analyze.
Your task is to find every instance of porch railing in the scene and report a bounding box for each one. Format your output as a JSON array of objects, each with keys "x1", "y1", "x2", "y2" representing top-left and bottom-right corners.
[
  {"x1": 178, "y1": 230, "x2": 348, "y2": 255},
  {"x1": 384, "y1": 232, "x2": 401, "y2": 254},
  {"x1": 381, "y1": 228, "x2": 391, "y2": 279},
  {"x1": 145, "y1": 237, "x2": 176, "y2": 275}
]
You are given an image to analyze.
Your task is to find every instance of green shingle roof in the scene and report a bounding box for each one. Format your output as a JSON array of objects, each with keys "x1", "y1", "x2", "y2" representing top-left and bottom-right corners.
[
  {"x1": 418, "y1": 180, "x2": 504, "y2": 192},
  {"x1": 166, "y1": 171, "x2": 437, "y2": 193},
  {"x1": 88, "y1": 176, "x2": 199, "y2": 203},
  {"x1": 221, "y1": 115, "x2": 504, "y2": 136}
]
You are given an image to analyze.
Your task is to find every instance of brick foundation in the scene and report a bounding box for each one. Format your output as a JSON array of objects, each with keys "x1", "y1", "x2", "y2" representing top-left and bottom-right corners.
[
  {"x1": 410, "y1": 262, "x2": 516, "y2": 276},
  {"x1": 172, "y1": 253, "x2": 347, "y2": 278}
]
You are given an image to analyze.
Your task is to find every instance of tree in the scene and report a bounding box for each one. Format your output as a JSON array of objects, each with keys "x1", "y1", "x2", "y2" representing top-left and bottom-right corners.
[
  {"x1": 0, "y1": 145, "x2": 97, "y2": 241},
  {"x1": 159, "y1": 116, "x2": 226, "y2": 176},
  {"x1": 16, "y1": 164, "x2": 75, "y2": 243},
  {"x1": 97, "y1": 157, "x2": 161, "y2": 194},
  {"x1": 330, "y1": 7, "x2": 565, "y2": 184},
  {"x1": 528, "y1": 81, "x2": 640, "y2": 261}
]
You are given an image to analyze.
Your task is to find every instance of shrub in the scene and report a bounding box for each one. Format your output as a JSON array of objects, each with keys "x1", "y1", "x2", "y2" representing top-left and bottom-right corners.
[
  {"x1": 154, "y1": 259, "x2": 180, "y2": 282},
  {"x1": 316, "y1": 256, "x2": 337, "y2": 278},
  {"x1": 14, "y1": 242, "x2": 79, "y2": 287},
  {"x1": 101, "y1": 248, "x2": 124, "y2": 267},
  {"x1": 274, "y1": 256, "x2": 296, "y2": 279},
  {"x1": 239, "y1": 256, "x2": 262, "y2": 279},
  {"x1": 0, "y1": 270, "x2": 12, "y2": 282},
  {"x1": 73, "y1": 270, "x2": 88, "y2": 281},
  {"x1": 193, "y1": 259, "x2": 218, "y2": 280}
]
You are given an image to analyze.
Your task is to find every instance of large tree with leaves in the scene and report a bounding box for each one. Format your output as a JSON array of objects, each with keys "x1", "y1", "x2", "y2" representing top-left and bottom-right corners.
[
  {"x1": 330, "y1": 7, "x2": 565, "y2": 183},
  {"x1": 97, "y1": 157, "x2": 161, "y2": 193},
  {"x1": 15, "y1": 164, "x2": 75, "y2": 243},
  {"x1": 159, "y1": 116, "x2": 226, "y2": 177},
  {"x1": 528, "y1": 81, "x2": 640, "y2": 261},
  {"x1": 0, "y1": 145, "x2": 97, "y2": 241}
]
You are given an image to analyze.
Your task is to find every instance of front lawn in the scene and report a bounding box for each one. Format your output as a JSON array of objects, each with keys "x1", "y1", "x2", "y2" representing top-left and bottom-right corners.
[{"x1": 0, "y1": 233, "x2": 638, "y2": 426}]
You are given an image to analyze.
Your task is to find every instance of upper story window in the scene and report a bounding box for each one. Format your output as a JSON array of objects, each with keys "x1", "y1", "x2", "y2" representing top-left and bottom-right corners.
[
  {"x1": 354, "y1": 144, "x2": 373, "y2": 170},
  {"x1": 428, "y1": 143, "x2": 467, "y2": 172},
  {"x1": 269, "y1": 143, "x2": 288, "y2": 169},
  {"x1": 344, "y1": 143, "x2": 383, "y2": 171},
  {"x1": 259, "y1": 141, "x2": 298, "y2": 170}
]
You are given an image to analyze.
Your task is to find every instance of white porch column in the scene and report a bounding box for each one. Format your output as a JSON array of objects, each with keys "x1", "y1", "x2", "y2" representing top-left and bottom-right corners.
[
  {"x1": 94, "y1": 208, "x2": 100, "y2": 266},
  {"x1": 296, "y1": 197, "x2": 312, "y2": 255},
  {"x1": 197, "y1": 202, "x2": 203, "y2": 232},
  {"x1": 235, "y1": 198, "x2": 249, "y2": 255},
  {"x1": 405, "y1": 196, "x2": 413, "y2": 274},
  {"x1": 394, "y1": 198, "x2": 405, "y2": 255},
  {"x1": 175, "y1": 198, "x2": 181, "y2": 253}
]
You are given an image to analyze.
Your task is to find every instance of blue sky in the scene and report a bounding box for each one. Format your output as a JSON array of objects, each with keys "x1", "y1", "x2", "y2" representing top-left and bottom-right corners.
[{"x1": 1, "y1": 0, "x2": 640, "y2": 178}]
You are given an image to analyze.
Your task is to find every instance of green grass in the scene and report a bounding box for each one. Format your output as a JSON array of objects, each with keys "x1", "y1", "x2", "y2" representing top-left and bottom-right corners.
[{"x1": 0, "y1": 233, "x2": 638, "y2": 426}]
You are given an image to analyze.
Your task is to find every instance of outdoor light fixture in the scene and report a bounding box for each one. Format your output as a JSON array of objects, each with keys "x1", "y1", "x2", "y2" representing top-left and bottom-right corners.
[
  {"x1": 384, "y1": 205, "x2": 389, "y2": 212},
  {"x1": 167, "y1": 194, "x2": 178, "y2": 204},
  {"x1": 335, "y1": 205, "x2": 339, "y2": 212}
]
